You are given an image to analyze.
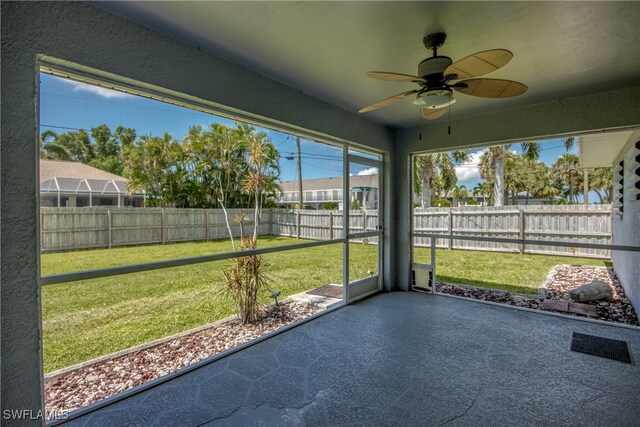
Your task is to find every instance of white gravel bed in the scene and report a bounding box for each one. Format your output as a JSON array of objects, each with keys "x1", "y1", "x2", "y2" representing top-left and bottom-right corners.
[
  {"x1": 45, "y1": 302, "x2": 322, "y2": 418},
  {"x1": 436, "y1": 265, "x2": 639, "y2": 326}
]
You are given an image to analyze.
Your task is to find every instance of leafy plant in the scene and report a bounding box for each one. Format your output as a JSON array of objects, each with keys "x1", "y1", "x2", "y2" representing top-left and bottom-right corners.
[
  {"x1": 323, "y1": 201, "x2": 338, "y2": 210},
  {"x1": 221, "y1": 234, "x2": 271, "y2": 324}
]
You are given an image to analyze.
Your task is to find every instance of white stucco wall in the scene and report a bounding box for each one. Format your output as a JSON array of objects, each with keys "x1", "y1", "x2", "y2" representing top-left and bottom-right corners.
[
  {"x1": 612, "y1": 138, "x2": 640, "y2": 313},
  {"x1": 1, "y1": 2, "x2": 394, "y2": 423}
]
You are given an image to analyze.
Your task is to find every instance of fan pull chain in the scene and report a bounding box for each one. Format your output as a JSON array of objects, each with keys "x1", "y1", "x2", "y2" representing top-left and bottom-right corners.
[{"x1": 448, "y1": 104, "x2": 451, "y2": 135}]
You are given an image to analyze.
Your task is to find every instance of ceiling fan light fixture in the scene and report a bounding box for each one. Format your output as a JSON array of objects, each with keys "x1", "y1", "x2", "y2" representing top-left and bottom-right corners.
[{"x1": 413, "y1": 90, "x2": 456, "y2": 109}]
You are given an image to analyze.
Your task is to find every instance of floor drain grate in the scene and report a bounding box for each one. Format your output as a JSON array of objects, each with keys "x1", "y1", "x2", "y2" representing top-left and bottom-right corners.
[{"x1": 571, "y1": 332, "x2": 632, "y2": 364}]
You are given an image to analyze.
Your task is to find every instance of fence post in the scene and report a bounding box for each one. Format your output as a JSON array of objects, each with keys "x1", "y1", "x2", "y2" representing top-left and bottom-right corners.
[
  {"x1": 362, "y1": 210, "x2": 368, "y2": 245},
  {"x1": 205, "y1": 209, "x2": 210, "y2": 241},
  {"x1": 519, "y1": 209, "x2": 525, "y2": 254},
  {"x1": 268, "y1": 209, "x2": 273, "y2": 236},
  {"x1": 448, "y1": 210, "x2": 453, "y2": 250},
  {"x1": 107, "y1": 209, "x2": 112, "y2": 249},
  {"x1": 161, "y1": 209, "x2": 166, "y2": 244},
  {"x1": 430, "y1": 237, "x2": 436, "y2": 294},
  {"x1": 296, "y1": 210, "x2": 301, "y2": 239},
  {"x1": 329, "y1": 211, "x2": 334, "y2": 240}
]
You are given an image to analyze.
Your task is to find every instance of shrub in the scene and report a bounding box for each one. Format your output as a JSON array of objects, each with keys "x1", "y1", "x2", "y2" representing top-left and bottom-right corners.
[
  {"x1": 323, "y1": 201, "x2": 338, "y2": 210},
  {"x1": 434, "y1": 198, "x2": 452, "y2": 207},
  {"x1": 466, "y1": 199, "x2": 479, "y2": 206}
]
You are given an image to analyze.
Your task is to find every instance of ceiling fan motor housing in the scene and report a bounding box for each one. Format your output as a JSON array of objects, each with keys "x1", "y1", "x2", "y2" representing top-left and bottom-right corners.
[{"x1": 418, "y1": 56, "x2": 453, "y2": 80}]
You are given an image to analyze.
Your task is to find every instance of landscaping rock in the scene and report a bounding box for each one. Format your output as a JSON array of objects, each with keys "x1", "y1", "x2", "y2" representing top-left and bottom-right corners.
[
  {"x1": 44, "y1": 302, "x2": 321, "y2": 419},
  {"x1": 437, "y1": 265, "x2": 638, "y2": 326},
  {"x1": 569, "y1": 280, "x2": 613, "y2": 302}
]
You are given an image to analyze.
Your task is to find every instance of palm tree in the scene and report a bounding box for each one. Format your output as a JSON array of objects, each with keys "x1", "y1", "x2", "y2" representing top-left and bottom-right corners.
[
  {"x1": 40, "y1": 130, "x2": 72, "y2": 160},
  {"x1": 527, "y1": 161, "x2": 560, "y2": 204},
  {"x1": 552, "y1": 153, "x2": 582, "y2": 203},
  {"x1": 479, "y1": 141, "x2": 540, "y2": 206},
  {"x1": 560, "y1": 136, "x2": 590, "y2": 203},
  {"x1": 239, "y1": 126, "x2": 281, "y2": 239},
  {"x1": 414, "y1": 150, "x2": 470, "y2": 208},
  {"x1": 472, "y1": 181, "x2": 492, "y2": 205},
  {"x1": 452, "y1": 185, "x2": 468, "y2": 207},
  {"x1": 588, "y1": 167, "x2": 613, "y2": 203}
]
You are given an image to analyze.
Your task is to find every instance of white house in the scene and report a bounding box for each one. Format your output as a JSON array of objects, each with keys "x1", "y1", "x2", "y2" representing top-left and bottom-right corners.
[{"x1": 278, "y1": 174, "x2": 379, "y2": 209}]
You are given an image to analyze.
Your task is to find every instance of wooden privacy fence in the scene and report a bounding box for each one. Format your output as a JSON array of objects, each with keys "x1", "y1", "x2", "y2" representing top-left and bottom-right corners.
[
  {"x1": 40, "y1": 208, "x2": 378, "y2": 251},
  {"x1": 41, "y1": 205, "x2": 612, "y2": 258},
  {"x1": 271, "y1": 209, "x2": 378, "y2": 244},
  {"x1": 413, "y1": 205, "x2": 612, "y2": 258},
  {"x1": 41, "y1": 208, "x2": 273, "y2": 251}
]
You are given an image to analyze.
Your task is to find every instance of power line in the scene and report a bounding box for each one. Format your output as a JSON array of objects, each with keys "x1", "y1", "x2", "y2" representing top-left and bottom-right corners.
[{"x1": 41, "y1": 124, "x2": 83, "y2": 132}]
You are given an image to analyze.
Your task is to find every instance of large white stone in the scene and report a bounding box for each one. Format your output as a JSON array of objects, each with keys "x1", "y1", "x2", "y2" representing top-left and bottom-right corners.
[{"x1": 569, "y1": 280, "x2": 614, "y2": 302}]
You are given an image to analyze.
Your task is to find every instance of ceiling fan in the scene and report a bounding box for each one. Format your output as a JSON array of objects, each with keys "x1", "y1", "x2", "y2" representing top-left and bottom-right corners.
[{"x1": 358, "y1": 32, "x2": 527, "y2": 120}]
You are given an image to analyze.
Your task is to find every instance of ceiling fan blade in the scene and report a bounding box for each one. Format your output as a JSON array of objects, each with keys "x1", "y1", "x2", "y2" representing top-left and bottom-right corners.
[
  {"x1": 359, "y1": 90, "x2": 418, "y2": 113},
  {"x1": 444, "y1": 49, "x2": 513, "y2": 79},
  {"x1": 453, "y1": 78, "x2": 527, "y2": 98},
  {"x1": 422, "y1": 107, "x2": 448, "y2": 120},
  {"x1": 366, "y1": 71, "x2": 425, "y2": 83}
]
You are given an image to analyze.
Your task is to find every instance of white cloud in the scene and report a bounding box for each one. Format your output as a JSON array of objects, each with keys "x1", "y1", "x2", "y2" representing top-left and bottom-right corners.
[
  {"x1": 455, "y1": 151, "x2": 482, "y2": 181},
  {"x1": 63, "y1": 79, "x2": 132, "y2": 99},
  {"x1": 357, "y1": 167, "x2": 378, "y2": 176}
]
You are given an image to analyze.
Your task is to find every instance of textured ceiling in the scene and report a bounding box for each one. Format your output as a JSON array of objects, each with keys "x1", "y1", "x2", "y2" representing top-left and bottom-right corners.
[{"x1": 96, "y1": 1, "x2": 640, "y2": 129}]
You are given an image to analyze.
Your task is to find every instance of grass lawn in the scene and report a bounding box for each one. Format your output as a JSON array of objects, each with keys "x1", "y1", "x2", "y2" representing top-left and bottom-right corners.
[
  {"x1": 42, "y1": 237, "x2": 607, "y2": 372},
  {"x1": 41, "y1": 237, "x2": 377, "y2": 372},
  {"x1": 414, "y1": 247, "x2": 608, "y2": 294}
]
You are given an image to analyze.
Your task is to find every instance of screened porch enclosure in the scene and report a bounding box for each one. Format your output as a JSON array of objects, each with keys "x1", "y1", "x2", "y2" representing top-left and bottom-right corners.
[{"x1": 2, "y1": 2, "x2": 640, "y2": 426}]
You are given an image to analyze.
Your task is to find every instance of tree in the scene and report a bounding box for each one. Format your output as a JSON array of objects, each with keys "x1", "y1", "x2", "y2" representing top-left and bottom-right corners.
[
  {"x1": 414, "y1": 150, "x2": 470, "y2": 208},
  {"x1": 40, "y1": 130, "x2": 72, "y2": 161},
  {"x1": 588, "y1": 167, "x2": 613, "y2": 203},
  {"x1": 89, "y1": 124, "x2": 137, "y2": 175},
  {"x1": 216, "y1": 124, "x2": 279, "y2": 325},
  {"x1": 552, "y1": 153, "x2": 582, "y2": 203},
  {"x1": 124, "y1": 132, "x2": 186, "y2": 207},
  {"x1": 452, "y1": 185, "x2": 468, "y2": 207},
  {"x1": 528, "y1": 162, "x2": 560, "y2": 204},
  {"x1": 240, "y1": 125, "x2": 281, "y2": 239},
  {"x1": 480, "y1": 141, "x2": 540, "y2": 206},
  {"x1": 39, "y1": 129, "x2": 93, "y2": 162},
  {"x1": 472, "y1": 181, "x2": 492, "y2": 205},
  {"x1": 39, "y1": 124, "x2": 136, "y2": 175},
  {"x1": 560, "y1": 136, "x2": 591, "y2": 203}
]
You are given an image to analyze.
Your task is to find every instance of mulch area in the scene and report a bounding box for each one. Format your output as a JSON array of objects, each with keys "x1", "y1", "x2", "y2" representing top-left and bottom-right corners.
[
  {"x1": 436, "y1": 265, "x2": 639, "y2": 326},
  {"x1": 45, "y1": 302, "x2": 322, "y2": 419}
]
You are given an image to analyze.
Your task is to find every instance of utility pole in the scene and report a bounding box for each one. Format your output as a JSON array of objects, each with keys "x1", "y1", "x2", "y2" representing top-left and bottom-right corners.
[{"x1": 296, "y1": 136, "x2": 303, "y2": 209}]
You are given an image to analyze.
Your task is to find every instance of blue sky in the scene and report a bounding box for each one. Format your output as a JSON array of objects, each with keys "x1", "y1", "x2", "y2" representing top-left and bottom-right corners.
[
  {"x1": 40, "y1": 73, "x2": 577, "y2": 189},
  {"x1": 40, "y1": 73, "x2": 356, "y2": 182}
]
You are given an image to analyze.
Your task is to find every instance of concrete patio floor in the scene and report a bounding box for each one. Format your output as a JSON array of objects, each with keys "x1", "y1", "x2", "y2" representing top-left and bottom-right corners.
[{"x1": 62, "y1": 292, "x2": 640, "y2": 426}]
